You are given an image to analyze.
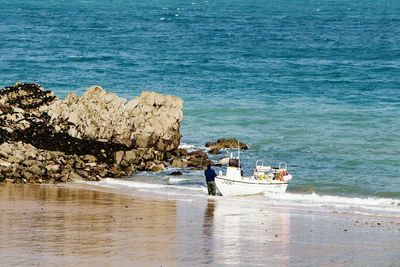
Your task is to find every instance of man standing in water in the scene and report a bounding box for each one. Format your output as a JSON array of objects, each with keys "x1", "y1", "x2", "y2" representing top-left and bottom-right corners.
[{"x1": 204, "y1": 164, "x2": 217, "y2": 196}]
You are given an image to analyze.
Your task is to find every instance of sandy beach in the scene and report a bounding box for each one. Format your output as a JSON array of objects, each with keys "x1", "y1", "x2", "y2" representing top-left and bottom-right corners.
[
  {"x1": 2, "y1": 0, "x2": 400, "y2": 265},
  {"x1": 0, "y1": 183, "x2": 399, "y2": 266}
]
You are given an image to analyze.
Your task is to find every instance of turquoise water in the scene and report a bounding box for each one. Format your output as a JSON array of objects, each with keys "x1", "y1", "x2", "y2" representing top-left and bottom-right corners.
[{"x1": 1, "y1": 0, "x2": 400, "y2": 198}]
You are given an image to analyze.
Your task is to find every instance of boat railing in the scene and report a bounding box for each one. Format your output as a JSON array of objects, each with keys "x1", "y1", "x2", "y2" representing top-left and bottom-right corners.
[
  {"x1": 256, "y1": 160, "x2": 271, "y2": 171},
  {"x1": 256, "y1": 160, "x2": 267, "y2": 169}
]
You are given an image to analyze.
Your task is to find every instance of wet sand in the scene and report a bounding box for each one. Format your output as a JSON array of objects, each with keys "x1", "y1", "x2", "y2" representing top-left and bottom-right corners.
[{"x1": 0, "y1": 183, "x2": 399, "y2": 266}]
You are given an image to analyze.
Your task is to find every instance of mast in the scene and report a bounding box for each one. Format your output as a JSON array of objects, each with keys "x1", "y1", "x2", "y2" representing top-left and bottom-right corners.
[{"x1": 238, "y1": 140, "x2": 240, "y2": 170}]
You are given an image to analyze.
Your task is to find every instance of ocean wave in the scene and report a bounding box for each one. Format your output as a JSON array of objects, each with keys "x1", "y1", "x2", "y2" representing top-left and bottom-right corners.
[
  {"x1": 178, "y1": 142, "x2": 206, "y2": 151},
  {"x1": 264, "y1": 191, "x2": 400, "y2": 215},
  {"x1": 91, "y1": 178, "x2": 206, "y2": 192}
]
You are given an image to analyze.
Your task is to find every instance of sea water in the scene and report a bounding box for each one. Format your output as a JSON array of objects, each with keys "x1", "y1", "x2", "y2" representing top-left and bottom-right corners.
[{"x1": 1, "y1": 0, "x2": 400, "y2": 209}]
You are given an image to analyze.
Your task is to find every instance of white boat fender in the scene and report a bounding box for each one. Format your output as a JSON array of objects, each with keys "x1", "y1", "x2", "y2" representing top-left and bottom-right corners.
[{"x1": 283, "y1": 174, "x2": 292, "y2": 182}]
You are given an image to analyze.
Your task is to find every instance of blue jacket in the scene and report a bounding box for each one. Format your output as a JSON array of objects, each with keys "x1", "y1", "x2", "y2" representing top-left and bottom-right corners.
[{"x1": 204, "y1": 167, "x2": 217, "y2": 182}]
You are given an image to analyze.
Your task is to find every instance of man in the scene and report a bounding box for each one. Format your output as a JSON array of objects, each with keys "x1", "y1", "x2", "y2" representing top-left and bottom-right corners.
[{"x1": 204, "y1": 164, "x2": 217, "y2": 196}]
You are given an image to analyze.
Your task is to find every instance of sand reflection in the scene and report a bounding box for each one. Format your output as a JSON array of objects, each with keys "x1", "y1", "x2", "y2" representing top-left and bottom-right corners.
[
  {"x1": 202, "y1": 201, "x2": 215, "y2": 264},
  {"x1": 211, "y1": 197, "x2": 291, "y2": 266},
  {"x1": 1, "y1": 184, "x2": 399, "y2": 266},
  {"x1": 0, "y1": 184, "x2": 179, "y2": 266}
]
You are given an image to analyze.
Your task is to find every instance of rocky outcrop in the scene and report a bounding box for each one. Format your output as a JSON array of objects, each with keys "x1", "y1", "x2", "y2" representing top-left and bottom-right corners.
[
  {"x1": 46, "y1": 87, "x2": 183, "y2": 151},
  {"x1": 0, "y1": 142, "x2": 106, "y2": 183},
  {"x1": 169, "y1": 150, "x2": 211, "y2": 169},
  {"x1": 0, "y1": 82, "x2": 206, "y2": 184},
  {"x1": 205, "y1": 139, "x2": 248, "y2": 150},
  {"x1": 0, "y1": 83, "x2": 56, "y2": 140},
  {"x1": 0, "y1": 83, "x2": 183, "y2": 152}
]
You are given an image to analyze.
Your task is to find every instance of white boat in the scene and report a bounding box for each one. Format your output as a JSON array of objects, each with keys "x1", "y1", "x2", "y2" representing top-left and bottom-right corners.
[{"x1": 215, "y1": 157, "x2": 292, "y2": 197}]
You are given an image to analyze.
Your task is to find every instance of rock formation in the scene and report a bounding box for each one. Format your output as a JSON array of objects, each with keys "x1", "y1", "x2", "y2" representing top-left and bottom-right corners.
[
  {"x1": 0, "y1": 141, "x2": 106, "y2": 183},
  {"x1": 46, "y1": 86, "x2": 183, "y2": 151},
  {"x1": 205, "y1": 138, "x2": 248, "y2": 150},
  {"x1": 169, "y1": 150, "x2": 210, "y2": 169},
  {"x1": 0, "y1": 82, "x2": 209, "y2": 184}
]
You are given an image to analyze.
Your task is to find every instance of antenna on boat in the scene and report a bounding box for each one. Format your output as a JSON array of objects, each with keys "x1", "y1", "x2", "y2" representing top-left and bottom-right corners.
[{"x1": 237, "y1": 140, "x2": 240, "y2": 169}]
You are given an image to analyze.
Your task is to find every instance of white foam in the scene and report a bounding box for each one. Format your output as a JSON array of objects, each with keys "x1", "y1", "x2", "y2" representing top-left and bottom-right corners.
[
  {"x1": 94, "y1": 178, "x2": 206, "y2": 192},
  {"x1": 80, "y1": 178, "x2": 400, "y2": 216},
  {"x1": 168, "y1": 177, "x2": 192, "y2": 184},
  {"x1": 98, "y1": 178, "x2": 166, "y2": 189},
  {"x1": 264, "y1": 191, "x2": 400, "y2": 214},
  {"x1": 178, "y1": 142, "x2": 208, "y2": 152}
]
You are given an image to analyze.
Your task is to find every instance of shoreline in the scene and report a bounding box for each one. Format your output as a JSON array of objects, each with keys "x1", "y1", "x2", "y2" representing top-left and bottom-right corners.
[
  {"x1": 78, "y1": 175, "x2": 400, "y2": 219},
  {"x1": 1, "y1": 183, "x2": 399, "y2": 266}
]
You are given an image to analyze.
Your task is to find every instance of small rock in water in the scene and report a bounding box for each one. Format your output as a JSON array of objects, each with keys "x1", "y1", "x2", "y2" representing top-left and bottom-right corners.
[
  {"x1": 169, "y1": 149, "x2": 211, "y2": 169},
  {"x1": 208, "y1": 148, "x2": 221, "y2": 155},
  {"x1": 205, "y1": 138, "x2": 248, "y2": 150},
  {"x1": 185, "y1": 150, "x2": 211, "y2": 168},
  {"x1": 169, "y1": 171, "x2": 183, "y2": 176}
]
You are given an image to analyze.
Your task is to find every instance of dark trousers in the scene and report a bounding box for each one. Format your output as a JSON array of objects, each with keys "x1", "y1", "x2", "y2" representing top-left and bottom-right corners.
[{"x1": 207, "y1": 181, "x2": 216, "y2": 196}]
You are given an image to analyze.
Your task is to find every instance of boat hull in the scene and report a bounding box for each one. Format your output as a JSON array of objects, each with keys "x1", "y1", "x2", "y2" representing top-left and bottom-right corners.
[{"x1": 215, "y1": 176, "x2": 288, "y2": 196}]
